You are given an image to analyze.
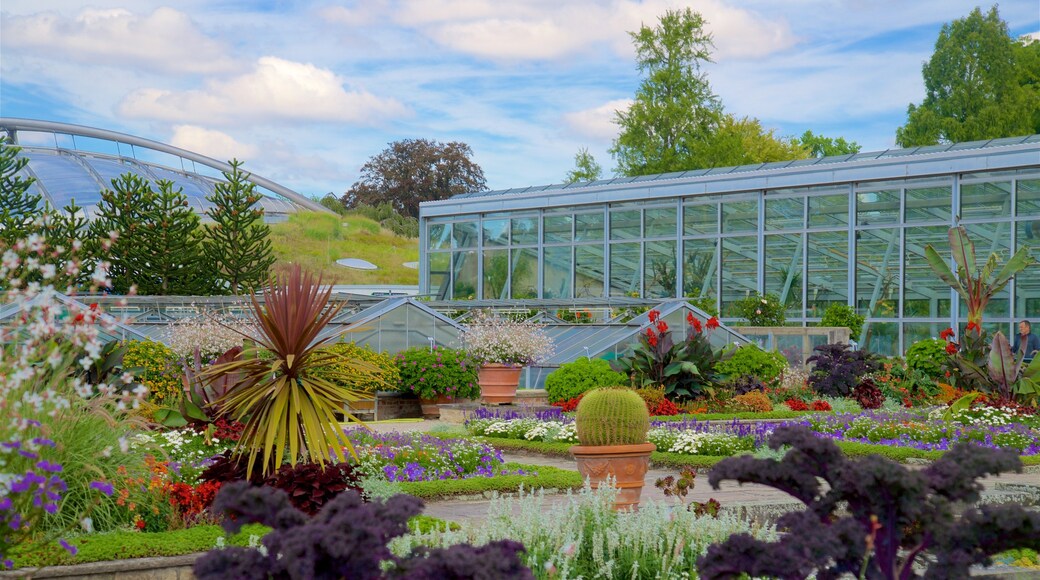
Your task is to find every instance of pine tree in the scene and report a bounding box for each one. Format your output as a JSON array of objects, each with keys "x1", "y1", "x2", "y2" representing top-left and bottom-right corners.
[
  {"x1": 0, "y1": 137, "x2": 43, "y2": 248},
  {"x1": 91, "y1": 174, "x2": 209, "y2": 295},
  {"x1": 203, "y1": 159, "x2": 275, "y2": 295}
]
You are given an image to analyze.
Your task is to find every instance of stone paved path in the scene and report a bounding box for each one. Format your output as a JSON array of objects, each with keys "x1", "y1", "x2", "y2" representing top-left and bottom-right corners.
[{"x1": 363, "y1": 419, "x2": 1040, "y2": 526}]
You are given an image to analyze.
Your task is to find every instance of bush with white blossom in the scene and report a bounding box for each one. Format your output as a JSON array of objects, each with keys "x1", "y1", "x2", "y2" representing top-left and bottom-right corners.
[{"x1": 462, "y1": 310, "x2": 554, "y2": 366}]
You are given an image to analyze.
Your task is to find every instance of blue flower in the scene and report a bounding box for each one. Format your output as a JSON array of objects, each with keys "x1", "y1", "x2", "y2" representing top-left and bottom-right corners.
[
  {"x1": 59, "y1": 539, "x2": 77, "y2": 556},
  {"x1": 89, "y1": 481, "x2": 114, "y2": 496}
]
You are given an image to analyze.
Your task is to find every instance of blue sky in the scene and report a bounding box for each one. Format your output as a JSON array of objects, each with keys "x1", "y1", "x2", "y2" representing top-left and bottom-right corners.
[{"x1": 1, "y1": 1, "x2": 1037, "y2": 199}]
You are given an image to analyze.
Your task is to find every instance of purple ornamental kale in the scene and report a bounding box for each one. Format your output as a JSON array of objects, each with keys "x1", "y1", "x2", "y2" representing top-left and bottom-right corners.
[
  {"x1": 696, "y1": 426, "x2": 1040, "y2": 580},
  {"x1": 195, "y1": 481, "x2": 532, "y2": 580}
]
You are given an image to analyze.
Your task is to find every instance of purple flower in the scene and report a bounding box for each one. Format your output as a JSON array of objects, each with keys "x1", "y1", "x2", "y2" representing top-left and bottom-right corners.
[
  {"x1": 59, "y1": 539, "x2": 77, "y2": 556},
  {"x1": 90, "y1": 481, "x2": 114, "y2": 496},
  {"x1": 35, "y1": 460, "x2": 62, "y2": 473}
]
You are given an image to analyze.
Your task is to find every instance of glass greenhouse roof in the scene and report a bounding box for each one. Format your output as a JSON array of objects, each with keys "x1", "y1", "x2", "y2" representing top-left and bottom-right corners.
[{"x1": 448, "y1": 135, "x2": 1040, "y2": 201}]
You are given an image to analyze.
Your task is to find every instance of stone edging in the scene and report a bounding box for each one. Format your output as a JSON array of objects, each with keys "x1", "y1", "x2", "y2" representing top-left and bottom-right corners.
[{"x1": 0, "y1": 553, "x2": 201, "y2": 579}]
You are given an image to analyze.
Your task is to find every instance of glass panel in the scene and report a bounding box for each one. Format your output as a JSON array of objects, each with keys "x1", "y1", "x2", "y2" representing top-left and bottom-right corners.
[
  {"x1": 856, "y1": 228, "x2": 900, "y2": 317},
  {"x1": 806, "y1": 231, "x2": 847, "y2": 318},
  {"x1": 856, "y1": 189, "x2": 899, "y2": 225},
  {"x1": 682, "y1": 238, "x2": 717, "y2": 300},
  {"x1": 610, "y1": 210, "x2": 641, "y2": 240},
  {"x1": 808, "y1": 194, "x2": 849, "y2": 228},
  {"x1": 683, "y1": 202, "x2": 717, "y2": 235},
  {"x1": 905, "y1": 185, "x2": 951, "y2": 223},
  {"x1": 861, "y1": 321, "x2": 898, "y2": 356},
  {"x1": 644, "y1": 207, "x2": 677, "y2": 238},
  {"x1": 1018, "y1": 179, "x2": 1040, "y2": 217},
  {"x1": 904, "y1": 226, "x2": 951, "y2": 317},
  {"x1": 510, "y1": 248, "x2": 538, "y2": 298},
  {"x1": 1017, "y1": 221, "x2": 1040, "y2": 319},
  {"x1": 765, "y1": 234, "x2": 802, "y2": 317},
  {"x1": 543, "y1": 215, "x2": 573, "y2": 243},
  {"x1": 961, "y1": 222, "x2": 1011, "y2": 318},
  {"x1": 482, "y1": 219, "x2": 509, "y2": 246},
  {"x1": 609, "y1": 242, "x2": 640, "y2": 297},
  {"x1": 428, "y1": 252, "x2": 450, "y2": 299},
  {"x1": 722, "y1": 199, "x2": 758, "y2": 233},
  {"x1": 452, "y1": 221, "x2": 478, "y2": 248},
  {"x1": 543, "y1": 246, "x2": 572, "y2": 299},
  {"x1": 451, "y1": 250, "x2": 477, "y2": 299},
  {"x1": 511, "y1": 217, "x2": 539, "y2": 245},
  {"x1": 765, "y1": 197, "x2": 804, "y2": 231},
  {"x1": 904, "y1": 322, "x2": 948, "y2": 348},
  {"x1": 961, "y1": 181, "x2": 1011, "y2": 221},
  {"x1": 575, "y1": 244, "x2": 605, "y2": 298},
  {"x1": 574, "y1": 212, "x2": 604, "y2": 242},
  {"x1": 644, "y1": 240, "x2": 677, "y2": 298},
  {"x1": 428, "y1": 223, "x2": 451, "y2": 250},
  {"x1": 721, "y1": 236, "x2": 758, "y2": 315},
  {"x1": 482, "y1": 249, "x2": 509, "y2": 299}
]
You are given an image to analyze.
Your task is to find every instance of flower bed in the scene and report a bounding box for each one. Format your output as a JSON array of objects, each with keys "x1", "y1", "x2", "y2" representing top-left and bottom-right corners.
[{"x1": 345, "y1": 428, "x2": 527, "y2": 482}]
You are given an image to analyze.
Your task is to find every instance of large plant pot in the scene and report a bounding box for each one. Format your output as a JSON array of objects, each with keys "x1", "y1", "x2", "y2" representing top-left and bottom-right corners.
[
  {"x1": 418, "y1": 395, "x2": 454, "y2": 418},
  {"x1": 478, "y1": 363, "x2": 523, "y2": 404},
  {"x1": 570, "y1": 442, "x2": 655, "y2": 511}
]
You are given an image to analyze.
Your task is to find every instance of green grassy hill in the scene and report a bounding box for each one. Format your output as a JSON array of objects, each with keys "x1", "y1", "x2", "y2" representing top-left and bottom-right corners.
[{"x1": 268, "y1": 212, "x2": 419, "y2": 285}]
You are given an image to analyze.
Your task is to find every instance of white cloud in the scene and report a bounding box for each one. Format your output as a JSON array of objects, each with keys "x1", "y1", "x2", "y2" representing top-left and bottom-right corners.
[
  {"x1": 392, "y1": 0, "x2": 796, "y2": 61},
  {"x1": 563, "y1": 99, "x2": 631, "y2": 141},
  {"x1": 0, "y1": 7, "x2": 235, "y2": 74},
  {"x1": 118, "y1": 57, "x2": 409, "y2": 126},
  {"x1": 169, "y1": 125, "x2": 258, "y2": 161}
]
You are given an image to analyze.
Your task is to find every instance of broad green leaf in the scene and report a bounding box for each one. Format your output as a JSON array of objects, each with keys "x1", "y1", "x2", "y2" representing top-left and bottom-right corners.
[
  {"x1": 949, "y1": 226, "x2": 975, "y2": 280},
  {"x1": 924, "y1": 244, "x2": 965, "y2": 297},
  {"x1": 992, "y1": 247, "x2": 1036, "y2": 289},
  {"x1": 153, "y1": 408, "x2": 187, "y2": 428},
  {"x1": 942, "y1": 392, "x2": 980, "y2": 422},
  {"x1": 987, "y1": 331, "x2": 1016, "y2": 388}
]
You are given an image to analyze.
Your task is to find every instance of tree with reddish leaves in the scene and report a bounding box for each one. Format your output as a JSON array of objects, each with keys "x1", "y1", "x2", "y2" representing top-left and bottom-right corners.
[{"x1": 341, "y1": 139, "x2": 487, "y2": 218}]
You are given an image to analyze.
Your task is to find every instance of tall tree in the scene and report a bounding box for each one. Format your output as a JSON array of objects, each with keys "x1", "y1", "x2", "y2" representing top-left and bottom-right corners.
[
  {"x1": 342, "y1": 139, "x2": 487, "y2": 218},
  {"x1": 203, "y1": 160, "x2": 275, "y2": 295},
  {"x1": 564, "y1": 147, "x2": 603, "y2": 183},
  {"x1": 0, "y1": 137, "x2": 43, "y2": 248},
  {"x1": 794, "y1": 130, "x2": 862, "y2": 157},
  {"x1": 610, "y1": 7, "x2": 722, "y2": 176},
  {"x1": 896, "y1": 6, "x2": 1038, "y2": 146},
  {"x1": 91, "y1": 174, "x2": 209, "y2": 295}
]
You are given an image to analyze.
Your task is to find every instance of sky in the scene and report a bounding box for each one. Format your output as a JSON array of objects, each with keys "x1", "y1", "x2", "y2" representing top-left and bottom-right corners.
[{"x1": 1, "y1": 1, "x2": 1038, "y2": 200}]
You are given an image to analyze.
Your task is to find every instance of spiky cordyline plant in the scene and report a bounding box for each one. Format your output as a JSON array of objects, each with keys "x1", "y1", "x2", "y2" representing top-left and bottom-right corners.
[{"x1": 203, "y1": 265, "x2": 376, "y2": 478}]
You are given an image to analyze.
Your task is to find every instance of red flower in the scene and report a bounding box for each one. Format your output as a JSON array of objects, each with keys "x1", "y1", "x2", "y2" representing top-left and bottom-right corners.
[
  {"x1": 646, "y1": 328, "x2": 658, "y2": 347},
  {"x1": 648, "y1": 309, "x2": 660, "y2": 323},
  {"x1": 940, "y1": 327, "x2": 955, "y2": 341},
  {"x1": 965, "y1": 321, "x2": 980, "y2": 333},
  {"x1": 706, "y1": 316, "x2": 720, "y2": 330},
  {"x1": 135, "y1": 519, "x2": 146, "y2": 530},
  {"x1": 809, "y1": 400, "x2": 832, "y2": 412},
  {"x1": 690, "y1": 317, "x2": 703, "y2": 333},
  {"x1": 656, "y1": 320, "x2": 669, "y2": 334},
  {"x1": 945, "y1": 342, "x2": 958, "y2": 355},
  {"x1": 785, "y1": 398, "x2": 809, "y2": 411}
]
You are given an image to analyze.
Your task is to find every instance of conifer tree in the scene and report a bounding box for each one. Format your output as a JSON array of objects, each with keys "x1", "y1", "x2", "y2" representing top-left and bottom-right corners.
[
  {"x1": 203, "y1": 159, "x2": 275, "y2": 295},
  {"x1": 90, "y1": 173, "x2": 155, "y2": 294},
  {"x1": 0, "y1": 137, "x2": 43, "y2": 247}
]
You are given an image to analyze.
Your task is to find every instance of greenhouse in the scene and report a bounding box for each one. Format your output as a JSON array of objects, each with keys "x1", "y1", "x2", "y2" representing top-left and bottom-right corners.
[{"x1": 419, "y1": 136, "x2": 1040, "y2": 355}]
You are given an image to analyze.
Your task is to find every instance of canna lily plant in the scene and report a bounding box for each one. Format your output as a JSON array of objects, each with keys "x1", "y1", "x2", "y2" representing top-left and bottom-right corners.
[
  {"x1": 202, "y1": 265, "x2": 377, "y2": 478},
  {"x1": 957, "y1": 331, "x2": 1040, "y2": 404},
  {"x1": 924, "y1": 225, "x2": 1034, "y2": 328}
]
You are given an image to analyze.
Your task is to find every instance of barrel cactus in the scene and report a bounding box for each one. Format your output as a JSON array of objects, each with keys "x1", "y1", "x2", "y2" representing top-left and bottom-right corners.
[{"x1": 575, "y1": 387, "x2": 650, "y2": 446}]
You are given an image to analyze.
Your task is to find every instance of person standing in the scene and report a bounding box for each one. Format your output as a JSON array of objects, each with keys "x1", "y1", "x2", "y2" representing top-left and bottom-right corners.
[{"x1": 1012, "y1": 320, "x2": 1040, "y2": 362}]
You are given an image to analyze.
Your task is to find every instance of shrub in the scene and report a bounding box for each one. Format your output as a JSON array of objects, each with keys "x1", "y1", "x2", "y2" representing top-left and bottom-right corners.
[
  {"x1": 820, "y1": 303, "x2": 865, "y2": 341},
  {"x1": 636, "y1": 385, "x2": 681, "y2": 416},
  {"x1": 263, "y1": 462, "x2": 363, "y2": 516},
  {"x1": 807, "y1": 343, "x2": 881, "y2": 397},
  {"x1": 544, "y1": 357, "x2": 627, "y2": 403},
  {"x1": 727, "y1": 374, "x2": 766, "y2": 396},
  {"x1": 785, "y1": 398, "x2": 809, "y2": 411},
  {"x1": 852, "y1": 378, "x2": 885, "y2": 409},
  {"x1": 394, "y1": 347, "x2": 479, "y2": 400},
  {"x1": 575, "y1": 388, "x2": 650, "y2": 446},
  {"x1": 194, "y1": 483, "x2": 531, "y2": 579},
  {"x1": 122, "y1": 339, "x2": 182, "y2": 404},
  {"x1": 716, "y1": 344, "x2": 788, "y2": 384},
  {"x1": 809, "y1": 399, "x2": 832, "y2": 411},
  {"x1": 698, "y1": 426, "x2": 1040, "y2": 579},
  {"x1": 730, "y1": 292, "x2": 785, "y2": 326},
  {"x1": 462, "y1": 310, "x2": 553, "y2": 366},
  {"x1": 905, "y1": 337, "x2": 950, "y2": 379},
  {"x1": 730, "y1": 391, "x2": 773, "y2": 413},
  {"x1": 310, "y1": 342, "x2": 398, "y2": 396}
]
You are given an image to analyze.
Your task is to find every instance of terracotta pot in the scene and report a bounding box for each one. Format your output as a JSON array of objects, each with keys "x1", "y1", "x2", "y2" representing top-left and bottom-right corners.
[
  {"x1": 418, "y1": 395, "x2": 454, "y2": 418},
  {"x1": 570, "y1": 442, "x2": 655, "y2": 511},
  {"x1": 478, "y1": 363, "x2": 523, "y2": 404}
]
